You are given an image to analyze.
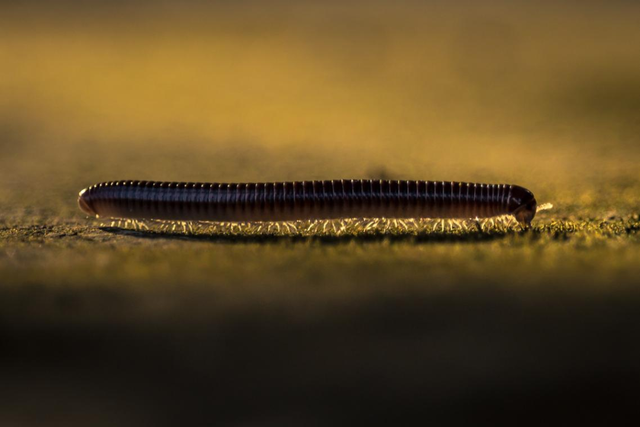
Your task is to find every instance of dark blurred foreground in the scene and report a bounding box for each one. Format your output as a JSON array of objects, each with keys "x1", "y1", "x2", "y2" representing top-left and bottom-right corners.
[{"x1": 2, "y1": 256, "x2": 640, "y2": 426}]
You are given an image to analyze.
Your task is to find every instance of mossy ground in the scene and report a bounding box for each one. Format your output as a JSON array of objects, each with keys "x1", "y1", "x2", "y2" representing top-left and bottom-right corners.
[{"x1": 1, "y1": 1, "x2": 640, "y2": 425}]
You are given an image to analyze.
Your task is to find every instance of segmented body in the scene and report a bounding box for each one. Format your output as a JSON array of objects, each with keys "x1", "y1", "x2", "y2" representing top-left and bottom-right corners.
[{"x1": 78, "y1": 179, "x2": 538, "y2": 226}]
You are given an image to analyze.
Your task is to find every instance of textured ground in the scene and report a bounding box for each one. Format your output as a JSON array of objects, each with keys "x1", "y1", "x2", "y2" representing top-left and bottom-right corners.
[{"x1": 1, "y1": 1, "x2": 640, "y2": 425}]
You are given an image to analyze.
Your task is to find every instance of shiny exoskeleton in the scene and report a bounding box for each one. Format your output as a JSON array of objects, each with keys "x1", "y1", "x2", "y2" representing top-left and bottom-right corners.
[{"x1": 78, "y1": 179, "x2": 537, "y2": 227}]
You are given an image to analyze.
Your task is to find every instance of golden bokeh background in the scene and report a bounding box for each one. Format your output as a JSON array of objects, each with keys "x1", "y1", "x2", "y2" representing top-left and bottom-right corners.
[{"x1": 2, "y1": 0, "x2": 640, "y2": 222}]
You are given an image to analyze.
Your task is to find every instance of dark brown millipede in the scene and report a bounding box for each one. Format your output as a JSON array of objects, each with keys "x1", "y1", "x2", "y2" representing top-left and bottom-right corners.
[{"x1": 78, "y1": 179, "x2": 538, "y2": 227}]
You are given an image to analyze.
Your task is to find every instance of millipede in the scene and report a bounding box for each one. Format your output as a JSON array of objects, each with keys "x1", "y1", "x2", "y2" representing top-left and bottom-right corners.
[{"x1": 78, "y1": 179, "x2": 539, "y2": 230}]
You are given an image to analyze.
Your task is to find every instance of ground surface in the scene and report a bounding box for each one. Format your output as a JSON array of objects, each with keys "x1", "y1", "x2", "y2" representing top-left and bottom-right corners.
[{"x1": 1, "y1": 1, "x2": 640, "y2": 425}]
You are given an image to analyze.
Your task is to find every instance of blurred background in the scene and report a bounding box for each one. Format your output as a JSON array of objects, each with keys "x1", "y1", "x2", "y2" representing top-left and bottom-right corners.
[{"x1": 1, "y1": 1, "x2": 640, "y2": 425}]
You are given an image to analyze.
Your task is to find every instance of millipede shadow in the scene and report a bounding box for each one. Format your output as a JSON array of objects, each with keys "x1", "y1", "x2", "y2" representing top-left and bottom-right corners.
[{"x1": 98, "y1": 226, "x2": 514, "y2": 245}]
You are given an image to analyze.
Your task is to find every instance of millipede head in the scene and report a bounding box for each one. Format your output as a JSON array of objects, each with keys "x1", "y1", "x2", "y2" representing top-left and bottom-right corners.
[{"x1": 508, "y1": 185, "x2": 537, "y2": 228}]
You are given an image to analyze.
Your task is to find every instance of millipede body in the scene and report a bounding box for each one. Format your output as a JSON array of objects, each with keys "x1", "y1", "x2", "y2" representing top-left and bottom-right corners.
[{"x1": 78, "y1": 179, "x2": 538, "y2": 227}]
